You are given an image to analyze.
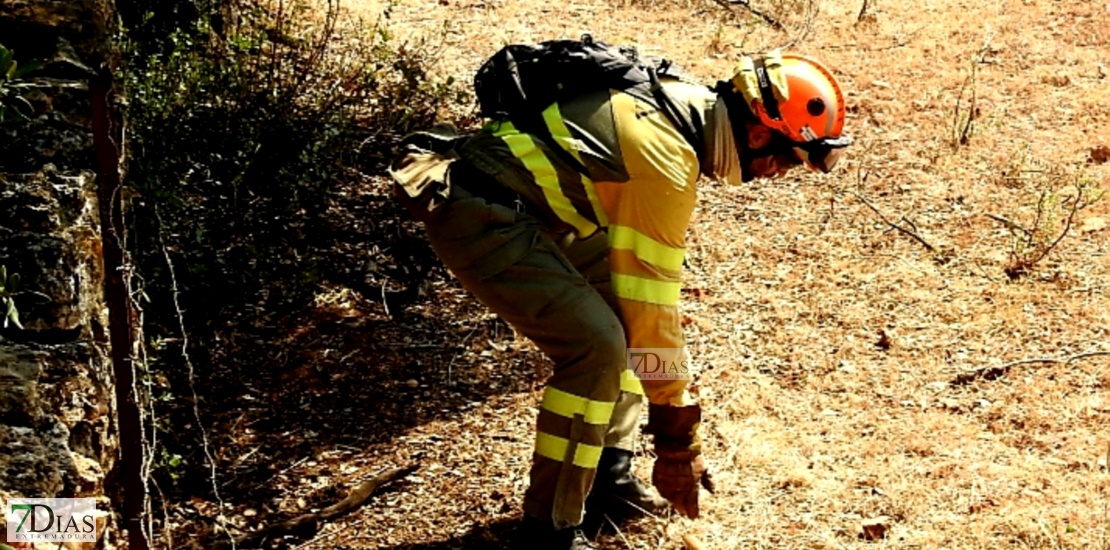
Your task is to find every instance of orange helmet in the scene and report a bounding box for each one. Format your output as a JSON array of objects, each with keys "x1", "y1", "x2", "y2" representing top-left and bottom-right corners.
[{"x1": 723, "y1": 52, "x2": 852, "y2": 173}]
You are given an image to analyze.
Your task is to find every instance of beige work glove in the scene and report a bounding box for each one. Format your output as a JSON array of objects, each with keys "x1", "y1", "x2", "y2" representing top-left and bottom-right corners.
[{"x1": 645, "y1": 403, "x2": 715, "y2": 518}]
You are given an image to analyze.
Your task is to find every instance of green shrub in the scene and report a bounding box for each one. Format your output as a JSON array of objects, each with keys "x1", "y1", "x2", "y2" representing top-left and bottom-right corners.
[
  {"x1": 123, "y1": 0, "x2": 466, "y2": 322},
  {"x1": 0, "y1": 43, "x2": 43, "y2": 122},
  {"x1": 120, "y1": 0, "x2": 469, "y2": 500}
]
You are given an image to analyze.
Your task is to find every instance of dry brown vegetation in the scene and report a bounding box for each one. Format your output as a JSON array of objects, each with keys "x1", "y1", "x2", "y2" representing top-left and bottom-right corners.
[{"x1": 175, "y1": 0, "x2": 1110, "y2": 548}]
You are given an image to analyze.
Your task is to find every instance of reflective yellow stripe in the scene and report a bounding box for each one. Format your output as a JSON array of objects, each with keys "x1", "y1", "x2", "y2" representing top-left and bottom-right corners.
[
  {"x1": 611, "y1": 273, "x2": 682, "y2": 306},
  {"x1": 489, "y1": 119, "x2": 518, "y2": 136},
  {"x1": 535, "y1": 432, "x2": 567, "y2": 462},
  {"x1": 495, "y1": 120, "x2": 598, "y2": 236},
  {"x1": 541, "y1": 387, "x2": 615, "y2": 425},
  {"x1": 542, "y1": 105, "x2": 609, "y2": 227},
  {"x1": 500, "y1": 134, "x2": 595, "y2": 235},
  {"x1": 620, "y1": 369, "x2": 645, "y2": 395},
  {"x1": 535, "y1": 432, "x2": 604, "y2": 469},
  {"x1": 608, "y1": 225, "x2": 685, "y2": 271},
  {"x1": 573, "y1": 444, "x2": 603, "y2": 468}
]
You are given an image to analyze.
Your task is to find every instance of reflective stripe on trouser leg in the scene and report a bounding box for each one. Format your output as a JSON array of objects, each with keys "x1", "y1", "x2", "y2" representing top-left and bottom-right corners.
[
  {"x1": 419, "y1": 190, "x2": 625, "y2": 530},
  {"x1": 533, "y1": 387, "x2": 613, "y2": 517},
  {"x1": 531, "y1": 402, "x2": 611, "y2": 528},
  {"x1": 561, "y1": 231, "x2": 647, "y2": 453},
  {"x1": 528, "y1": 345, "x2": 623, "y2": 528}
]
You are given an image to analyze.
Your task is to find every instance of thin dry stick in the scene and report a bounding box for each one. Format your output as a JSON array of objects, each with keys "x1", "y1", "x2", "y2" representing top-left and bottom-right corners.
[
  {"x1": 828, "y1": 24, "x2": 928, "y2": 52},
  {"x1": 219, "y1": 465, "x2": 417, "y2": 549},
  {"x1": 151, "y1": 478, "x2": 174, "y2": 549},
  {"x1": 850, "y1": 190, "x2": 936, "y2": 252},
  {"x1": 1022, "y1": 188, "x2": 1086, "y2": 268},
  {"x1": 128, "y1": 281, "x2": 158, "y2": 544},
  {"x1": 683, "y1": 533, "x2": 708, "y2": 550},
  {"x1": 952, "y1": 61, "x2": 977, "y2": 147},
  {"x1": 448, "y1": 323, "x2": 482, "y2": 385},
  {"x1": 985, "y1": 213, "x2": 1033, "y2": 237},
  {"x1": 952, "y1": 350, "x2": 1110, "y2": 385},
  {"x1": 952, "y1": 31, "x2": 996, "y2": 148},
  {"x1": 775, "y1": 1, "x2": 818, "y2": 51},
  {"x1": 291, "y1": 526, "x2": 339, "y2": 550},
  {"x1": 857, "y1": 0, "x2": 869, "y2": 21},
  {"x1": 604, "y1": 515, "x2": 635, "y2": 549},
  {"x1": 710, "y1": 0, "x2": 785, "y2": 30}
]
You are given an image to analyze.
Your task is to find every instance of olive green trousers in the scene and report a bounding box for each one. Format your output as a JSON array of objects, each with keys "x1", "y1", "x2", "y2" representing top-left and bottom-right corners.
[{"x1": 407, "y1": 174, "x2": 644, "y2": 530}]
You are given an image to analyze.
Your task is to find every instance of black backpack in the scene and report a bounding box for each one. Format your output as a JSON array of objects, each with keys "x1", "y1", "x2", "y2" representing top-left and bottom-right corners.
[{"x1": 473, "y1": 34, "x2": 705, "y2": 173}]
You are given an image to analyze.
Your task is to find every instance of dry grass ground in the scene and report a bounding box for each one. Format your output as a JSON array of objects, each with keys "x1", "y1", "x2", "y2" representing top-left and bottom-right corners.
[{"x1": 185, "y1": 0, "x2": 1110, "y2": 548}]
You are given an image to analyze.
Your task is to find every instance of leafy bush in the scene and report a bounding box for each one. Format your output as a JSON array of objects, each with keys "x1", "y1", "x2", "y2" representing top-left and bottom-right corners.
[
  {"x1": 123, "y1": 0, "x2": 466, "y2": 325},
  {"x1": 119, "y1": 0, "x2": 468, "y2": 500},
  {"x1": 0, "y1": 43, "x2": 43, "y2": 122},
  {"x1": 999, "y1": 169, "x2": 1103, "y2": 280}
]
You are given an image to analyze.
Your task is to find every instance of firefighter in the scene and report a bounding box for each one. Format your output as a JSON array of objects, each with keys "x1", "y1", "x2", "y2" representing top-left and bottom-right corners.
[{"x1": 390, "y1": 50, "x2": 850, "y2": 550}]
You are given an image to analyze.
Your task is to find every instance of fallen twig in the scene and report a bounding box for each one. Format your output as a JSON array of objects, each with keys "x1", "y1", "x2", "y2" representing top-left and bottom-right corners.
[
  {"x1": 856, "y1": 0, "x2": 870, "y2": 22},
  {"x1": 218, "y1": 465, "x2": 418, "y2": 549},
  {"x1": 710, "y1": 0, "x2": 785, "y2": 30},
  {"x1": 985, "y1": 213, "x2": 1033, "y2": 237},
  {"x1": 952, "y1": 350, "x2": 1110, "y2": 385},
  {"x1": 850, "y1": 190, "x2": 937, "y2": 252},
  {"x1": 828, "y1": 24, "x2": 928, "y2": 51}
]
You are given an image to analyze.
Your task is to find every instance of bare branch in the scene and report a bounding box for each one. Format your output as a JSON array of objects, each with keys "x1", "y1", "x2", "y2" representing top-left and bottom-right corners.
[
  {"x1": 1026, "y1": 183, "x2": 1085, "y2": 267},
  {"x1": 857, "y1": 0, "x2": 870, "y2": 22},
  {"x1": 710, "y1": 0, "x2": 785, "y2": 30},
  {"x1": 219, "y1": 465, "x2": 418, "y2": 549},
  {"x1": 985, "y1": 213, "x2": 1033, "y2": 236},
  {"x1": 952, "y1": 350, "x2": 1110, "y2": 386},
  {"x1": 827, "y1": 25, "x2": 929, "y2": 52},
  {"x1": 850, "y1": 190, "x2": 937, "y2": 252},
  {"x1": 1003, "y1": 171, "x2": 1102, "y2": 278}
]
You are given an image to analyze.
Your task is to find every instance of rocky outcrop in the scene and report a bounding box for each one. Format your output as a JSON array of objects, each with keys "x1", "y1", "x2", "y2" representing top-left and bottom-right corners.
[{"x1": 0, "y1": 0, "x2": 120, "y2": 547}]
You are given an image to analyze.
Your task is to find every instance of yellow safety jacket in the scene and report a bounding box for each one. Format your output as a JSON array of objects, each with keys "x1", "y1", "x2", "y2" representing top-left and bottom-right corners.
[{"x1": 456, "y1": 81, "x2": 718, "y2": 406}]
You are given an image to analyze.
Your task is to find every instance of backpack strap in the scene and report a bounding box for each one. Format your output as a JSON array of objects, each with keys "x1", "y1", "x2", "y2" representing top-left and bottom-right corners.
[{"x1": 647, "y1": 67, "x2": 707, "y2": 168}]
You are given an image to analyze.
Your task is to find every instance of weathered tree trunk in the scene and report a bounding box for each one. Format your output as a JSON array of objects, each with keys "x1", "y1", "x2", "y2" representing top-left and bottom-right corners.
[{"x1": 0, "y1": 0, "x2": 141, "y2": 548}]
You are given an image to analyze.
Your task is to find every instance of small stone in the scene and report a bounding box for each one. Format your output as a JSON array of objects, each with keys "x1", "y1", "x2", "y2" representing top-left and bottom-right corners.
[
  {"x1": 859, "y1": 516, "x2": 891, "y2": 541},
  {"x1": 876, "y1": 329, "x2": 892, "y2": 351},
  {"x1": 406, "y1": 379, "x2": 419, "y2": 388},
  {"x1": 1091, "y1": 145, "x2": 1110, "y2": 164}
]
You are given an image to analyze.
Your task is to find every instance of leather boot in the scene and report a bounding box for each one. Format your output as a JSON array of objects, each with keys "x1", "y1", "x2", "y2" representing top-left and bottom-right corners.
[{"x1": 585, "y1": 448, "x2": 669, "y2": 525}]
